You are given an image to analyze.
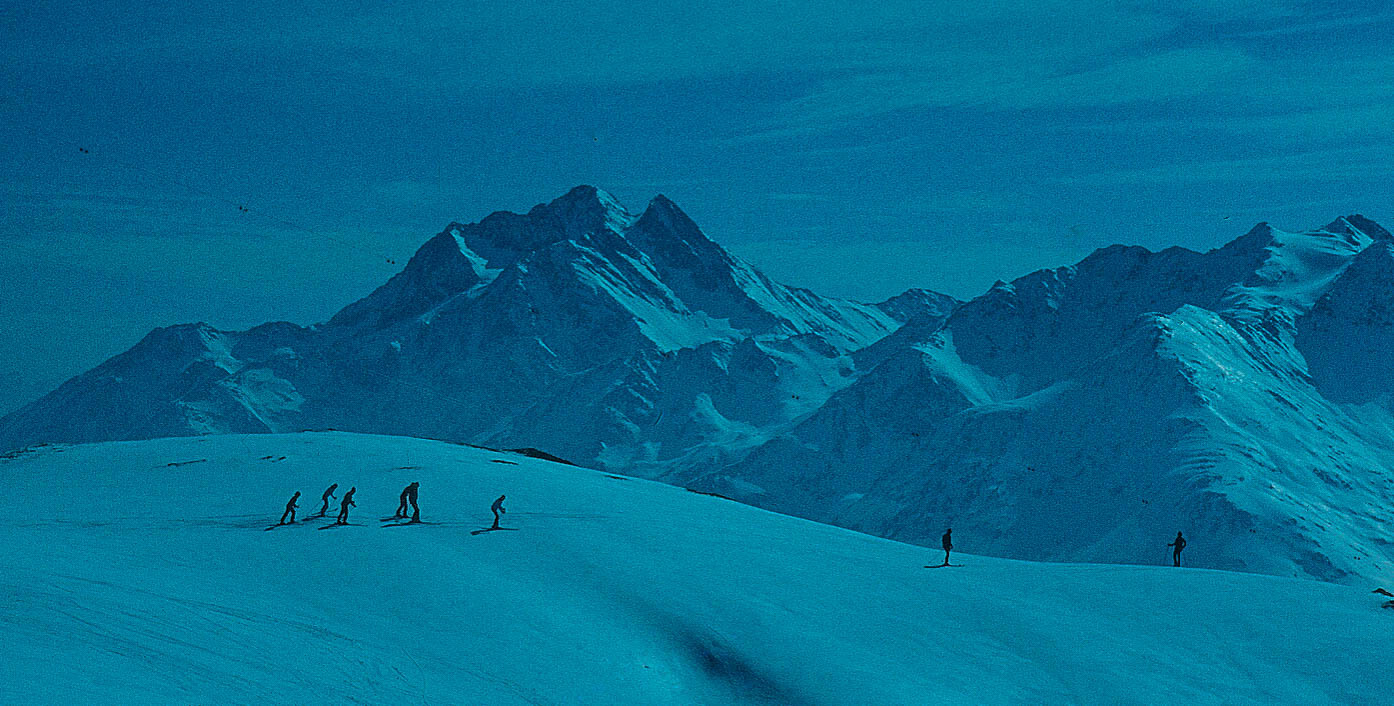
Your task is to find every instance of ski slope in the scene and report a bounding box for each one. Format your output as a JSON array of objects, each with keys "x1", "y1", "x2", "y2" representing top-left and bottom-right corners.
[{"x1": 0, "y1": 432, "x2": 1388, "y2": 705}]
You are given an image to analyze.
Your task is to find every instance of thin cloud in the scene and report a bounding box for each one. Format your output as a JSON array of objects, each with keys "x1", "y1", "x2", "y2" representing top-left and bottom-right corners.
[{"x1": 1059, "y1": 146, "x2": 1392, "y2": 186}]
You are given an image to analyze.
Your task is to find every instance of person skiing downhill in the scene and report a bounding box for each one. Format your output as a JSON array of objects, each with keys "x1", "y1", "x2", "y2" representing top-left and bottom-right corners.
[
  {"x1": 407, "y1": 482, "x2": 420, "y2": 522},
  {"x1": 491, "y1": 494, "x2": 506, "y2": 529},
  {"x1": 280, "y1": 492, "x2": 300, "y2": 525},
  {"x1": 1168, "y1": 531, "x2": 1187, "y2": 567},
  {"x1": 336, "y1": 487, "x2": 357, "y2": 525},
  {"x1": 941, "y1": 528, "x2": 953, "y2": 566},
  {"x1": 316, "y1": 484, "x2": 338, "y2": 517}
]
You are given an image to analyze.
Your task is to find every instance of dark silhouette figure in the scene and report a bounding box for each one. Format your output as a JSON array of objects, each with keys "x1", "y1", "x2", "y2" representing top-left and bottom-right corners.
[
  {"x1": 491, "y1": 495, "x2": 507, "y2": 529},
  {"x1": 317, "y1": 483, "x2": 338, "y2": 517},
  {"x1": 337, "y1": 487, "x2": 357, "y2": 525},
  {"x1": 941, "y1": 528, "x2": 953, "y2": 566},
  {"x1": 396, "y1": 482, "x2": 420, "y2": 520},
  {"x1": 1168, "y1": 531, "x2": 1187, "y2": 567},
  {"x1": 280, "y1": 492, "x2": 300, "y2": 524}
]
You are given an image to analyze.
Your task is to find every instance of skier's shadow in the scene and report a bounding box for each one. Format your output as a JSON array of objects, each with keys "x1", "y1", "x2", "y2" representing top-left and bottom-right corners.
[{"x1": 470, "y1": 527, "x2": 519, "y2": 536}]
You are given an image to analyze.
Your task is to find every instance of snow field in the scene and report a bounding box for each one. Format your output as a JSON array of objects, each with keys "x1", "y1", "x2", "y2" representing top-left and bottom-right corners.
[{"x1": 1, "y1": 432, "x2": 1390, "y2": 704}]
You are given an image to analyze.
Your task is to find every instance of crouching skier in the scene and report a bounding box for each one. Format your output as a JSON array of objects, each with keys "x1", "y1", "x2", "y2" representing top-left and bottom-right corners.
[
  {"x1": 316, "y1": 483, "x2": 338, "y2": 517},
  {"x1": 396, "y1": 482, "x2": 420, "y2": 520}
]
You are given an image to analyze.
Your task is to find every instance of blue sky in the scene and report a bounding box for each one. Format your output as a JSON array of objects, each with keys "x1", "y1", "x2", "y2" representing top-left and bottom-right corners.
[{"x1": 2, "y1": 1, "x2": 1392, "y2": 413}]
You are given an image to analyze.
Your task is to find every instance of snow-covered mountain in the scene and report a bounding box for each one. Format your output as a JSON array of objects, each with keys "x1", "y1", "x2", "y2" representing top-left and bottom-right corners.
[
  {"x1": 694, "y1": 216, "x2": 1394, "y2": 585},
  {"x1": 0, "y1": 186, "x2": 953, "y2": 474},
  {"x1": 5, "y1": 189, "x2": 1392, "y2": 586},
  {"x1": 2, "y1": 433, "x2": 1388, "y2": 704}
]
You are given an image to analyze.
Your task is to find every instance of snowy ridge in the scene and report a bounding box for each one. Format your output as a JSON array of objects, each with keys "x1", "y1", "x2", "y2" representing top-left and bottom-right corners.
[
  {"x1": 0, "y1": 186, "x2": 954, "y2": 476},
  {"x1": 0, "y1": 433, "x2": 1389, "y2": 704},
  {"x1": 705, "y1": 216, "x2": 1394, "y2": 585}
]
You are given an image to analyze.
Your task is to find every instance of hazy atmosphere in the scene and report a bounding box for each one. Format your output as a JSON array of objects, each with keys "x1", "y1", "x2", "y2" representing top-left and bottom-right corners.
[
  {"x1": 5, "y1": 5, "x2": 1394, "y2": 703},
  {"x1": 3, "y1": 1, "x2": 1392, "y2": 414}
]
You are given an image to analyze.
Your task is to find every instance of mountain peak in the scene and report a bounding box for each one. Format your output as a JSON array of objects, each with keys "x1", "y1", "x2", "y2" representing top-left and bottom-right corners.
[
  {"x1": 1217, "y1": 221, "x2": 1277, "y2": 254},
  {"x1": 874, "y1": 288, "x2": 960, "y2": 324},
  {"x1": 1323, "y1": 214, "x2": 1392, "y2": 242},
  {"x1": 546, "y1": 184, "x2": 625, "y2": 212},
  {"x1": 628, "y1": 193, "x2": 726, "y2": 264},
  {"x1": 535, "y1": 185, "x2": 634, "y2": 236},
  {"x1": 635, "y1": 193, "x2": 698, "y2": 234}
]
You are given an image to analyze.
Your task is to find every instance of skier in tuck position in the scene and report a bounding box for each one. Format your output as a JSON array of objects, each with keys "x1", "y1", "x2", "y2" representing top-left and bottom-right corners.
[
  {"x1": 491, "y1": 494, "x2": 507, "y2": 529},
  {"x1": 941, "y1": 528, "x2": 953, "y2": 566},
  {"x1": 280, "y1": 492, "x2": 300, "y2": 525},
  {"x1": 1168, "y1": 531, "x2": 1187, "y2": 567},
  {"x1": 316, "y1": 483, "x2": 338, "y2": 517},
  {"x1": 336, "y1": 487, "x2": 357, "y2": 525}
]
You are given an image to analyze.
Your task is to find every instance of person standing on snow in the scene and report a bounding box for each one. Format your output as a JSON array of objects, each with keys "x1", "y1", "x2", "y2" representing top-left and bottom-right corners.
[
  {"x1": 407, "y1": 482, "x2": 420, "y2": 522},
  {"x1": 280, "y1": 492, "x2": 301, "y2": 525},
  {"x1": 316, "y1": 484, "x2": 338, "y2": 517},
  {"x1": 1168, "y1": 531, "x2": 1187, "y2": 567},
  {"x1": 491, "y1": 494, "x2": 507, "y2": 529},
  {"x1": 941, "y1": 528, "x2": 953, "y2": 566},
  {"x1": 336, "y1": 487, "x2": 357, "y2": 525}
]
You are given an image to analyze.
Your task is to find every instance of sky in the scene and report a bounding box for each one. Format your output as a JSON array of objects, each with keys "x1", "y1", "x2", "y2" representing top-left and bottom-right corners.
[{"x1": 2, "y1": 1, "x2": 1392, "y2": 415}]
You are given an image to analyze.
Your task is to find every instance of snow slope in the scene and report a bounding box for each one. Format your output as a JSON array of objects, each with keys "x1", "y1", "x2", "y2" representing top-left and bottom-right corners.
[{"x1": 1, "y1": 432, "x2": 1389, "y2": 705}]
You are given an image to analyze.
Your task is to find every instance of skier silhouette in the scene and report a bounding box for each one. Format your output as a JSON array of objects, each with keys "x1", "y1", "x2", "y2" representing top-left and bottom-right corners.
[
  {"x1": 941, "y1": 528, "x2": 953, "y2": 566},
  {"x1": 316, "y1": 483, "x2": 338, "y2": 517},
  {"x1": 396, "y1": 482, "x2": 419, "y2": 520},
  {"x1": 280, "y1": 492, "x2": 300, "y2": 525},
  {"x1": 491, "y1": 494, "x2": 506, "y2": 529},
  {"x1": 336, "y1": 487, "x2": 357, "y2": 525},
  {"x1": 1168, "y1": 531, "x2": 1187, "y2": 567}
]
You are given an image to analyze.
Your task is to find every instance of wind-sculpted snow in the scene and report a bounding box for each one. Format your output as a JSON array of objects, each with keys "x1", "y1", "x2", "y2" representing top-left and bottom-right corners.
[
  {"x1": 0, "y1": 186, "x2": 952, "y2": 476},
  {"x1": 712, "y1": 216, "x2": 1394, "y2": 585},
  {"x1": 0, "y1": 433, "x2": 1389, "y2": 704}
]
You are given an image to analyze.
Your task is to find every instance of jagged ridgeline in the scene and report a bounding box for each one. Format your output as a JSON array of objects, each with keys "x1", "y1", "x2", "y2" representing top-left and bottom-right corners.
[
  {"x1": 0, "y1": 186, "x2": 956, "y2": 471},
  {"x1": 689, "y1": 216, "x2": 1394, "y2": 585},
  {"x1": 3, "y1": 189, "x2": 1392, "y2": 585}
]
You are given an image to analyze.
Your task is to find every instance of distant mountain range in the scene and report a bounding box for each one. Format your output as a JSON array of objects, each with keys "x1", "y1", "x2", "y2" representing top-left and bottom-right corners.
[
  {"x1": 0, "y1": 186, "x2": 954, "y2": 474},
  {"x1": 4, "y1": 188, "x2": 1390, "y2": 584},
  {"x1": 690, "y1": 215, "x2": 1394, "y2": 584}
]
